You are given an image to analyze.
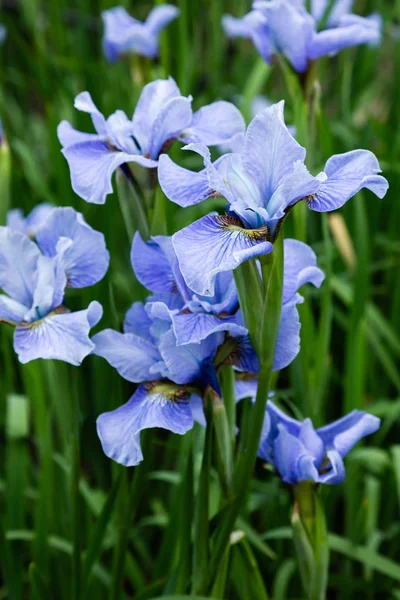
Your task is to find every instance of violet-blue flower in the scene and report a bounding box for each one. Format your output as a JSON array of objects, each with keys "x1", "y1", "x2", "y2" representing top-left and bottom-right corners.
[
  {"x1": 58, "y1": 77, "x2": 245, "y2": 205},
  {"x1": 6, "y1": 203, "x2": 54, "y2": 238},
  {"x1": 0, "y1": 206, "x2": 109, "y2": 364},
  {"x1": 159, "y1": 101, "x2": 388, "y2": 296},
  {"x1": 258, "y1": 400, "x2": 381, "y2": 485},
  {"x1": 223, "y1": 0, "x2": 382, "y2": 73},
  {"x1": 102, "y1": 5, "x2": 179, "y2": 62}
]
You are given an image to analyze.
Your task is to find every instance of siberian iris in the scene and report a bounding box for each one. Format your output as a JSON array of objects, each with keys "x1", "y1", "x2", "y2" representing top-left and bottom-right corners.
[
  {"x1": 58, "y1": 77, "x2": 245, "y2": 205},
  {"x1": 223, "y1": 0, "x2": 382, "y2": 73},
  {"x1": 158, "y1": 101, "x2": 388, "y2": 296},
  {"x1": 0, "y1": 207, "x2": 109, "y2": 364}
]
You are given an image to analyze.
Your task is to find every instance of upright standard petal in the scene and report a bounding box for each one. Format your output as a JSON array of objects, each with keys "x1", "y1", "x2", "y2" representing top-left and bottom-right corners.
[
  {"x1": 61, "y1": 140, "x2": 157, "y2": 204},
  {"x1": 243, "y1": 102, "x2": 307, "y2": 207},
  {"x1": 0, "y1": 227, "x2": 40, "y2": 307},
  {"x1": 73, "y1": 91, "x2": 107, "y2": 135},
  {"x1": 309, "y1": 150, "x2": 388, "y2": 212},
  {"x1": 97, "y1": 384, "x2": 194, "y2": 466},
  {"x1": 36, "y1": 207, "x2": 110, "y2": 288},
  {"x1": 273, "y1": 295, "x2": 302, "y2": 372},
  {"x1": 123, "y1": 301, "x2": 153, "y2": 338},
  {"x1": 14, "y1": 301, "x2": 103, "y2": 365},
  {"x1": 6, "y1": 203, "x2": 54, "y2": 238},
  {"x1": 179, "y1": 101, "x2": 246, "y2": 147},
  {"x1": 102, "y1": 7, "x2": 141, "y2": 62},
  {"x1": 158, "y1": 154, "x2": 212, "y2": 208},
  {"x1": 172, "y1": 213, "x2": 272, "y2": 296},
  {"x1": 92, "y1": 329, "x2": 161, "y2": 383},
  {"x1": 147, "y1": 96, "x2": 193, "y2": 159},
  {"x1": 145, "y1": 4, "x2": 180, "y2": 35}
]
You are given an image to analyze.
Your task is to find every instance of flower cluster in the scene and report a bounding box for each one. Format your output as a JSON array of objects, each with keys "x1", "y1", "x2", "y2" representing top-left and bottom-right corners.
[
  {"x1": 94, "y1": 233, "x2": 324, "y2": 466},
  {"x1": 223, "y1": 0, "x2": 381, "y2": 72},
  {"x1": 0, "y1": 206, "x2": 109, "y2": 364}
]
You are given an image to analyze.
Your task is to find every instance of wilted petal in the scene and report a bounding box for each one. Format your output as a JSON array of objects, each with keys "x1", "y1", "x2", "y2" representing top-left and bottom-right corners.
[
  {"x1": 172, "y1": 213, "x2": 272, "y2": 296},
  {"x1": 92, "y1": 328, "x2": 160, "y2": 382},
  {"x1": 97, "y1": 384, "x2": 193, "y2": 466},
  {"x1": 283, "y1": 239, "x2": 325, "y2": 303},
  {"x1": 61, "y1": 140, "x2": 157, "y2": 204},
  {"x1": 131, "y1": 232, "x2": 176, "y2": 293},
  {"x1": 0, "y1": 227, "x2": 40, "y2": 307},
  {"x1": 36, "y1": 207, "x2": 110, "y2": 288},
  {"x1": 244, "y1": 102, "x2": 307, "y2": 206},
  {"x1": 180, "y1": 101, "x2": 245, "y2": 146},
  {"x1": 14, "y1": 301, "x2": 102, "y2": 365},
  {"x1": 317, "y1": 410, "x2": 381, "y2": 458},
  {"x1": 172, "y1": 311, "x2": 247, "y2": 345},
  {"x1": 145, "y1": 4, "x2": 180, "y2": 35},
  {"x1": 310, "y1": 150, "x2": 388, "y2": 212}
]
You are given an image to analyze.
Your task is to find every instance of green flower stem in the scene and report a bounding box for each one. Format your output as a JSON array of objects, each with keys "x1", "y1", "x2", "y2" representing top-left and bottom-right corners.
[
  {"x1": 206, "y1": 236, "x2": 284, "y2": 591},
  {"x1": 150, "y1": 184, "x2": 168, "y2": 235},
  {"x1": 219, "y1": 365, "x2": 237, "y2": 444},
  {"x1": 211, "y1": 388, "x2": 233, "y2": 497},
  {"x1": 292, "y1": 482, "x2": 330, "y2": 600}
]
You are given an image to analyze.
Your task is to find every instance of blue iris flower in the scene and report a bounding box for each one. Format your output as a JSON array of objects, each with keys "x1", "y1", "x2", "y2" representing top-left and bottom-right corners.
[
  {"x1": 0, "y1": 207, "x2": 109, "y2": 364},
  {"x1": 159, "y1": 101, "x2": 388, "y2": 296},
  {"x1": 223, "y1": 0, "x2": 382, "y2": 73},
  {"x1": 102, "y1": 4, "x2": 179, "y2": 62},
  {"x1": 6, "y1": 203, "x2": 54, "y2": 238},
  {"x1": 58, "y1": 77, "x2": 245, "y2": 205},
  {"x1": 258, "y1": 400, "x2": 381, "y2": 485},
  {"x1": 94, "y1": 234, "x2": 324, "y2": 466}
]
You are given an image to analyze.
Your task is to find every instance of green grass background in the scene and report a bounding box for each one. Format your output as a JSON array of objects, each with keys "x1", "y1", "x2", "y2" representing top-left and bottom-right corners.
[{"x1": 1, "y1": 0, "x2": 400, "y2": 598}]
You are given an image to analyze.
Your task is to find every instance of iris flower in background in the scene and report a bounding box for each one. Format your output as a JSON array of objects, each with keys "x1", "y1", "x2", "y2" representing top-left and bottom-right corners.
[
  {"x1": 223, "y1": 0, "x2": 382, "y2": 73},
  {"x1": 258, "y1": 400, "x2": 381, "y2": 485},
  {"x1": 0, "y1": 207, "x2": 109, "y2": 364},
  {"x1": 159, "y1": 101, "x2": 388, "y2": 296},
  {"x1": 94, "y1": 233, "x2": 324, "y2": 466},
  {"x1": 102, "y1": 4, "x2": 179, "y2": 62},
  {"x1": 58, "y1": 77, "x2": 245, "y2": 205},
  {"x1": 6, "y1": 203, "x2": 54, "y2": 238}
]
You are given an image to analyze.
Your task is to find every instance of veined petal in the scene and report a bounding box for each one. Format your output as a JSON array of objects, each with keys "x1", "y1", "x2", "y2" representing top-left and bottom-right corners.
[
  {"x1": 309, "y1": 150, "x2": 388, "y2": 212},
  {"x1": 243, "y1": 102, "x2": 307, "y2": 209},
  {"x1": 61, "y1": 140, "x2": 157, "y2": 204},
  {"x1": 57, "y1": 121, "x2": 103, "y2": 148},
  {"x1": 74, "y1": 91, "x2": 107, "y2": 135},
  {"x1": 0, "y1": 227, "x2": 40, "y2": 307},
  {"x1": 36, "y1": 207, "x2": 110, "y2": 288},
  {"x1": 172, "y1": 213, "x2": 272, "y2": 296},
  {"x1": 97, "y1": 384, "x2": 193, "y2": 467},
  {"x1": 131, "y1": 232, "x2": 176, "y2": 293},
  {"x1": 145, "y1": 4, "x2": 180, "y2": 35},
  {"x1": 92, "y1": 328, "x2": 160, "y2": 383},
  {"x1": 0, "y1": 295, "x2": 27, "y2": 324},
  {"x1": 132, "y1": 77, "x2": 182, "y2": 152},
  {"x1": 158, "y1": 154, "x2": 214, "y2": 208},
  {"x1": 180, "y1": 101, "x2": 245, "y2": 147},
  {"x1": 283, "y1": 239, "x2": 325, "y2": 303},
  {"x1": 148, "y1": 96, "x2": 193, "y2": 159},
  {"x1": 14, "y1": 301, "x2": 102, "y2": 365},
  {"x1": 317, "y1": 410, "x2": 381, "y2": 458},
  {"x1": 123, "y1": 301, "x2": 153, "y2": 338},
  {"x1": 172, "y1": 311, "x2": 247, "y2": 345}
]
